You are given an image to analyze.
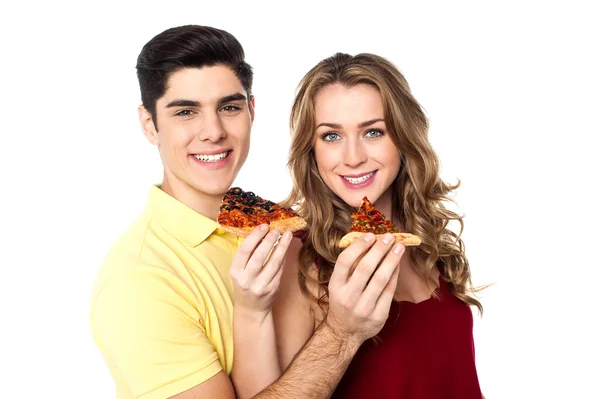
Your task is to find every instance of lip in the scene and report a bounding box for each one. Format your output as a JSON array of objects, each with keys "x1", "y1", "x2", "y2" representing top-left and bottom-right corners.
[
  {"x1": 189, "y1": 150, "x2": 232, "y2": 170},
  {"x1": 340, "y1": 170, "x2": 377, "y2": 188}
]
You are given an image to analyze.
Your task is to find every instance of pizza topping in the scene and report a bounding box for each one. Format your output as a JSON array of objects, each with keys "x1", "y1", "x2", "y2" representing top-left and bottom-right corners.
[
  {"x1": 349, "y1": 197, "x2": 399, "y2": 234},
  {"x1": 218, "y1": 187, "x2": 299, "y2": 228}
]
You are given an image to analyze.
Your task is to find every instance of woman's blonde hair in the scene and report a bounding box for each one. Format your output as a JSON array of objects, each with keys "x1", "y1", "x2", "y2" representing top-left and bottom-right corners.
[{"x1": 283, "y1": 52, "x2": 483, "y2": 314}]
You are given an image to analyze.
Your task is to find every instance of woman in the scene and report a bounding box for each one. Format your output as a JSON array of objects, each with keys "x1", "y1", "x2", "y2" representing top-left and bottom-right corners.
[{"x1": 232, "y1": 52, "x2": 484, "y2": 398}]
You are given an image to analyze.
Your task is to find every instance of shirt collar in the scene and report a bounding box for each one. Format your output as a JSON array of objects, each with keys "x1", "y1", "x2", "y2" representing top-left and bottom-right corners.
[{"x1": 145, "y1": 185, "x2": 218, "y2": 247}]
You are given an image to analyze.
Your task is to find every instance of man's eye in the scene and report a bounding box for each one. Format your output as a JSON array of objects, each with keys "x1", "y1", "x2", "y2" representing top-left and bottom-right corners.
[
  {"x1": 322, "y1": 132, "x2": 341, "y2": 142},
  {"x1": 221, "y1": 105, "x2": 241, "y2": 112},
  {"x1": 176, "y1": 110, "x2": 193, "y2": 116}
]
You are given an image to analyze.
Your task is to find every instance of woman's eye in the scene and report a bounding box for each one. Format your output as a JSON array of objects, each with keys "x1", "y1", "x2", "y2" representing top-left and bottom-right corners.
[
  {"x1": 322, "y1": 132, "x2": 341, "y2": 142},
  {"x1": 365, "y1": 129, "x2": 384, "y2": 138}
]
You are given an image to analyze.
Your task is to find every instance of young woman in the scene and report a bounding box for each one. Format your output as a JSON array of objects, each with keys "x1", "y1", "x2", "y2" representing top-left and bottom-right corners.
[{"x1": 232, "y1": 52, "x2": 484, "y2": 399}]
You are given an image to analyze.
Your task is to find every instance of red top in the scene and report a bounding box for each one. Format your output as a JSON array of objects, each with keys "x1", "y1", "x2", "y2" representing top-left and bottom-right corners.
[{"x1": 330, "y1": 271, "x2": 482, "y2": 399}]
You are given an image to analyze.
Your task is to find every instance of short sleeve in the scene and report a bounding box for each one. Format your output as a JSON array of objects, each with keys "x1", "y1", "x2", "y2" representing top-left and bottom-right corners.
[{"x1": 90, "y1": 269, "x2": 222, "y2": 399}]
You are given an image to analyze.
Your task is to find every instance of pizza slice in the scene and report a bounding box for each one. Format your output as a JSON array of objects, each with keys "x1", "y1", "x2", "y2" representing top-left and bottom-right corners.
[
  {"x1": 217, "y1": 187, "x2": 307, "y2": 238},
  {"x1": 339, "y1": 197, "x2": 421, "y2": 248}
]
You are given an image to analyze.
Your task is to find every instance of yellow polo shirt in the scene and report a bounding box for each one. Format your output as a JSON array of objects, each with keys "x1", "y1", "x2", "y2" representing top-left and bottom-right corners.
[{"x1": 90, "y1": 186, "x2": 240, "y2": 399}]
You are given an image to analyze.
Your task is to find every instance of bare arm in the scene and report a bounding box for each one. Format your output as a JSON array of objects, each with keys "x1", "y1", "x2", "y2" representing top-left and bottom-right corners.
[
  {"x1": 256, "y1": 321, "x2": 359, "y2": 398},
  {"x1": 230, "y1": 227, "x2": 291, "y2": 398},
  {"x1": 232, "y1": 309, "x2": 281, "y2": 397}
]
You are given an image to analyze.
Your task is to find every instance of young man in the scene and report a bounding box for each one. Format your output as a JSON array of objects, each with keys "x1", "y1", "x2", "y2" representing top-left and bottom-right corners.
[{"x1": 90, "y1": 25, "x2": 402, "y2": 399}]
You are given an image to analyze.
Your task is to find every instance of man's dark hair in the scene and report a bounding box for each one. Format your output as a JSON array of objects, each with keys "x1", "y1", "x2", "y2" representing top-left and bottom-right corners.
[{"x1": 136, "y1": 25, "x2": 253, "y2": 125}]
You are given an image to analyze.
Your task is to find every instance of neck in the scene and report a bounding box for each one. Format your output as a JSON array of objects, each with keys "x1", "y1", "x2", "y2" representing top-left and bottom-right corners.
[
  {"x1": 160, "y1": 175, "x2": 221, "y2": 220},
  {"x1": 393, "y1": 255, "x2": 440, "y2": 303}
]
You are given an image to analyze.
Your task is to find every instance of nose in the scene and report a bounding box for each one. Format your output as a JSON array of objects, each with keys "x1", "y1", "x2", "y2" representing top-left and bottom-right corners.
[
  {"x1": 198, "y1": 112, "x2": 226, "y2": 142},
  {"x1": 342, "y1": 139, "x2": 368, "y2": 168}
]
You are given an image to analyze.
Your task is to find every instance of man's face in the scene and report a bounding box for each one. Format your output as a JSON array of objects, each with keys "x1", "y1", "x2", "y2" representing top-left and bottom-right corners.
[{"x1": 140, "y1": 66, "x2": 253, "y2": 204}]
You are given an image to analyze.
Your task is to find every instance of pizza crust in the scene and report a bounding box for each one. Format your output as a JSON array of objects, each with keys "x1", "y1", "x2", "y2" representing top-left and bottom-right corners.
[
  {"x1": 269, "y1": 216, "x2": 307, "y2": 233},
  {"x1": 217, "y1": 224, "x2": 255, "y2": 238},
  {"x1": 218, "y1": 216, "x2": 307, "y2": 239},
  {"x1": 339, "y1": 231, "x2": 421, "y2": 249}
]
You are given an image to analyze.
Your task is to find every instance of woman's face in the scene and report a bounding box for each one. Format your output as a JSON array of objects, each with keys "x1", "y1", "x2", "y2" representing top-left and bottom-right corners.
[{"x1": 313, "y1": 83, "x2": 401, "y2": 210}]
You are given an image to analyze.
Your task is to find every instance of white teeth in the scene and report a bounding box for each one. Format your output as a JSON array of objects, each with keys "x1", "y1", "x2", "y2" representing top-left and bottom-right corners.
[
  {"x1": 194, "y1": 152, "x2": 228, "y2": 162},
  {"x1": 344, "y1": 172, "x2": 374, "y2": 184}
]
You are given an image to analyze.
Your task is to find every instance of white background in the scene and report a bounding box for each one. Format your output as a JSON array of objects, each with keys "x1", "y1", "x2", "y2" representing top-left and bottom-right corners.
[{"x1": 1, "y1": 1, "x2": 599, "y2": 398}]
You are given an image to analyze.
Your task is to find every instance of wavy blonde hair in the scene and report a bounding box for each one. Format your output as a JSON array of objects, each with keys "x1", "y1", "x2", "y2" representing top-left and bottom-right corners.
[{"x1": 283, "y1": 53, "x2": 483, "y2": 314}]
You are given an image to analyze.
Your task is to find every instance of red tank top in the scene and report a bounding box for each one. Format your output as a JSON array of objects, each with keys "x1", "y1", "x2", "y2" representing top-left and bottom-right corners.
[{"x1": 330, "y1": 271, "x2": 482, "y2": 399}]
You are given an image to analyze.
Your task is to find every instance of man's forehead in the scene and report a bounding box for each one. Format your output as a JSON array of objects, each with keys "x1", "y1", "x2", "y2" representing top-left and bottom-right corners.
[{"x1": 161, "y1": 66, "x2": 246, "y2": 104}]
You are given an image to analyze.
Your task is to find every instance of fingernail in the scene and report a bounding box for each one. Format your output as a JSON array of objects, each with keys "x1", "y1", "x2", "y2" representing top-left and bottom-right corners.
[
  {"x1": 382, "y1": 233, "x2": 393, "y2": 244},
  {"x1": 364, "y1": 233, "x2": 375, "y2": 243},
  {"x1": 283, "y1": 231, "x2": 293, "y2": 241},
  {"x1": 270, "y1": 229, "x2": 281, "y2": 237},
  {"x1": 260, "y1": 224, "x2": 269, "y2": 232},
  {"x1": 393, "y1": 243, "x2": 405, "y2": 254}
]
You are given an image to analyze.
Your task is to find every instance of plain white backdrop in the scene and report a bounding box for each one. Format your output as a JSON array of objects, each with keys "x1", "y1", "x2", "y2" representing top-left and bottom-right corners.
[{"x1": 1, "y1": 1, "x2": 599, "y2": 398}]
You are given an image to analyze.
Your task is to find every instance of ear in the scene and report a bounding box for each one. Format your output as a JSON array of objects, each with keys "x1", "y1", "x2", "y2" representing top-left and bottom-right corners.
[
  {"x1": 138, "y1": 105, "x2": 159, "y2": 145},
  {"x1": 249, "y1": 95, "x2": 255, "y2": 124}
]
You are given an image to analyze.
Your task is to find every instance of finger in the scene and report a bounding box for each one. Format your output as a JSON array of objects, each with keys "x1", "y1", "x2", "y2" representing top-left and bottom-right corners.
[
  {"x1": 371, "y1": 256, "x2": 401, "y2": 319},
  {"x1": 264, "y1": 246, "x2": 287, "y2": 293},
  {"x1": 330, "y1": 232, "x2": 376, "y2": 288},
  {"x1": 346, "y1": 233, "x2": 396, "y2": 293},
  {"x1": 358, "y1": 243, "x2": 404, "y2": 311},
  {"x1": 244, "y1": 229, "x2": 282, "y2": 278},
  {"x1": 256, "y1": 231, "x2": 293, "y2": 287},
  {"x1": 230, "y1": 224, "x2": 269, "y2": 274}
]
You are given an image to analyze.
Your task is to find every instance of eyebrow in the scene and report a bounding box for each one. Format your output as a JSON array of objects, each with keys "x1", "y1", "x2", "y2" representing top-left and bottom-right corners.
[
  {"x1": 166, "y1": 99, "x2": 200, "y2": 108},
  {"x1": 165, "y1": 92, "x2": 247, "y2": 109},
  {"x1": 316, "y1": 118, "x2": 385, "y2": 129},
  {"x1": 218, "y1": 93, "x2": 247, "y2": 106}
]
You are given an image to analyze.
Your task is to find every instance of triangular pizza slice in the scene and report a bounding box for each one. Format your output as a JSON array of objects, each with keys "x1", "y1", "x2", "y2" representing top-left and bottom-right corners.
[{"x1": 339, "y1": 197, "x2": 421, "y2": 248}]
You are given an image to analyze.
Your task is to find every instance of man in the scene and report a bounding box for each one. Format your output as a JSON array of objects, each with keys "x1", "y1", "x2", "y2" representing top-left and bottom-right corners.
[{"x1": 90, "y1": 25, "x2": 401, "y2": 398}]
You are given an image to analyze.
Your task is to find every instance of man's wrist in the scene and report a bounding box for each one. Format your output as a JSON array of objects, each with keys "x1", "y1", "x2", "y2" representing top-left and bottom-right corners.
[{"x1": 318, "y1": 319, "x2": 362, "y2": 358}]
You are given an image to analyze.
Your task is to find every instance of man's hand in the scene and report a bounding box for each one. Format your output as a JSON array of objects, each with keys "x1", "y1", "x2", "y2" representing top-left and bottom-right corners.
[
  {"x1": 229, "y1": 224, "x2": 293, "y2": 318},
  {"x1": 325, "y1": 232, "x2": 404, "y2": 347}
]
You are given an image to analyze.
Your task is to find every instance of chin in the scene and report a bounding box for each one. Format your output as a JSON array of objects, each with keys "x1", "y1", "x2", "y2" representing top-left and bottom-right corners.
[
  {"x1": 336, "y1": 192, "x2": 364, "y2": 208},
  {"x1": 192, "y1": 178, "x2": 235, "y2": 197},
  {"x1": 339, "y1": 189, "x2": 383, "y2": 208}
]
